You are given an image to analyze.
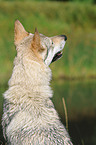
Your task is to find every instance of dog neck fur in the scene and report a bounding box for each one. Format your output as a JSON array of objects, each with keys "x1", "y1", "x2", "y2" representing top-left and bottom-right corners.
[{"x1": 5, "y1": 21, "x2": 52, "y2": 104}]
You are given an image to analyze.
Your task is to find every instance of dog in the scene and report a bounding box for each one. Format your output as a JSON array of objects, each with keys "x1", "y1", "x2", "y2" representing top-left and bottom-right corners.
[{"x1": 2, "y1": 20, "x2": 73, "y2": 145}]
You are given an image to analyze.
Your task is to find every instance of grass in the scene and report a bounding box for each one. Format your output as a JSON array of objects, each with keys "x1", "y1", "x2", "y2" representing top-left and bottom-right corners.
[
  {"x1": 0, "y1": 1, "x2": 96, "y2": 84},
  {"x1": 62, "y1": 97, "x2": 68, "y2": 131}
]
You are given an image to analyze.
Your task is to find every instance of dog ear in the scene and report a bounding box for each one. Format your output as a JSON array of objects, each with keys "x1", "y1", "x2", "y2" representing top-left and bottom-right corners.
[
  {"x1": 14, "y1": 20, "x2": 29, "y2": 45},
  {"x1": 31, "y1": 28, "x2": 41, "y2": 51}
]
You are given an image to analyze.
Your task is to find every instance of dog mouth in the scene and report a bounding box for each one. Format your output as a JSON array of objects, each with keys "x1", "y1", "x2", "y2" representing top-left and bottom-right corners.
[{"x1": 51, "y1": 51, "x2": 62, "y2": 63}]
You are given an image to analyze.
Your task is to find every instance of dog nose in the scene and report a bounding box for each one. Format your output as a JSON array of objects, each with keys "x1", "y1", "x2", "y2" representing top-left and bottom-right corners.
[
  {"x1": 60, "y1": 35, "x2": 67, "y2": 41},
  {"x1": 64, "y1": 35, "x2": 67, "y2": 41}
]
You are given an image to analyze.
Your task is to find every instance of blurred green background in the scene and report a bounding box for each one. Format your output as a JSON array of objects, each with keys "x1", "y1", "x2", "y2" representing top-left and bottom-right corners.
[{"x1": 0, "y1": 0, "x2": 96, "y2": 145}]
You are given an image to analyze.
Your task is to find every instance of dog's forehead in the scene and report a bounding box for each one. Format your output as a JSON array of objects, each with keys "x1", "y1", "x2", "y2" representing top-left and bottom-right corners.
[
  {"x1": 39, "y1": 34, "x2": 49, "y2": 39},
  {"x1": 29, "y1": 33, "x2": 50, "y2": 40},
  {"x1": 39, "y1": 34, "x2": 51, "y2": 43}
]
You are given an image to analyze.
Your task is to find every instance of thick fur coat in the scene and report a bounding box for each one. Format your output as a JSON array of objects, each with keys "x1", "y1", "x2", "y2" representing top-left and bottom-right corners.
[{"x1": 2, "y1": 20, "x2": 73, "y2": 145}]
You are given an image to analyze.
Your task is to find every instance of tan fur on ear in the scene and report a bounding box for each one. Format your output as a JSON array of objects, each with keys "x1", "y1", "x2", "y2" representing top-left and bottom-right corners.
[
  {"x1": 31, "y1": 28, "x2": 41, "y2": 51},
  {"x1": 14, "y1": 20, "x2": 29, "y2": 45}
]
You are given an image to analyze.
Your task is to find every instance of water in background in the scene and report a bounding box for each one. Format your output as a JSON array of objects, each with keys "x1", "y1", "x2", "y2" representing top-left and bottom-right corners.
[
  {"x1": 0, "y1": 79, "x2": 96, "y2": 145},
  {"x1": 52, "y1": 79, "x2": 96, "y2": 145}
]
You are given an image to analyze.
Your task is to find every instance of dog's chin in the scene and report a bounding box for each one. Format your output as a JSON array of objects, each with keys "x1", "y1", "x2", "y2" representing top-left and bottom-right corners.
[{"x1": 51, "y1": 51, "x2": 62, "y2": 63}]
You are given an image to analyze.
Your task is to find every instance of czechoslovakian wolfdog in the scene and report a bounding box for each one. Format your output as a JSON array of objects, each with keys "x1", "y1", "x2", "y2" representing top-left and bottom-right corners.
[{"x1": 2, "y1": 20, "x2": 73, "y2": 145}]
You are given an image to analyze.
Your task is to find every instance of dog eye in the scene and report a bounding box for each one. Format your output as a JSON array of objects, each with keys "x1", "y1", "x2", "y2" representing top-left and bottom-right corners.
[{"x1": 52, "y1": 41, "x2": 53, "y2": 45}]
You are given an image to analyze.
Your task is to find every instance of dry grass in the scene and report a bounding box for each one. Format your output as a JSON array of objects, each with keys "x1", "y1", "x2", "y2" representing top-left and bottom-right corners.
[{"x1": 62, "y1": 97, "x2": 68, "y2": 131}]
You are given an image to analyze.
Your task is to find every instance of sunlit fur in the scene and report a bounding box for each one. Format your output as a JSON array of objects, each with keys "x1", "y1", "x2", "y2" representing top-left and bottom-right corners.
[{"x1": 2, "y1": 20, "x2": 73, "y2": 145}]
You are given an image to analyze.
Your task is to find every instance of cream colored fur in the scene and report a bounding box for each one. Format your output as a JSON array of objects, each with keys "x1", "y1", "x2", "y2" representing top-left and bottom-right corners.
[{"x1": 2, "y1": 20, "x2": 73, "y2": 145}]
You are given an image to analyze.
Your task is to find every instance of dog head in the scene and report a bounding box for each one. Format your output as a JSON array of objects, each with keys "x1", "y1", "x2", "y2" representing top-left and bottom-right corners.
[{"x1": 14, "y1": 20, "x2": 67, "y2": 66}]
